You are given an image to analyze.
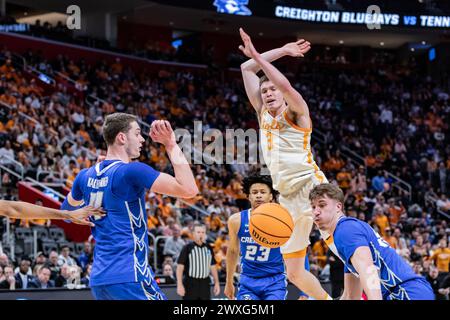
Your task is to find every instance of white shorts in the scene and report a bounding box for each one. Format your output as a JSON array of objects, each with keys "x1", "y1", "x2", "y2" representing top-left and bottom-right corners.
[{"x1": 279, "y1": 172, "x2": 329, "y2": 256}]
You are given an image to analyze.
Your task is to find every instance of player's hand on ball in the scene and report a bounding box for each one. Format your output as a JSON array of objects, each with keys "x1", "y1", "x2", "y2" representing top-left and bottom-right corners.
[
  {"x1": 177, "y1": 284, "x2": 185, "y2": 297},
  {"x1": 238, "y1": 27, "x2": 259, "y2": 58},
  {"x1": 283, "y1": 39, "x2": 311, "y2": 57},
  {"x1": 150, "y1": 120, "x2": 176, "y2": 148},
  {"x1": 224, "y1": 282, "x2": 235, "y2": 300}
]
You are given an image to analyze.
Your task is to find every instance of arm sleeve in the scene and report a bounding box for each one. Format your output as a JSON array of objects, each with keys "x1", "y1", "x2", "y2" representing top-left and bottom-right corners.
[
  {"x1": 123, "y1": 162, "x2": 161, "y2": 191},
  {"x1": 60, "y1": 197, "x2": 81, "y2": 211},
  {"x1": 177, "y1": 244, "x2": 189, "y2": 265},
  {"x1": 334, "y1": 220, "x2": 370, "y2": 266},
  {"x1": 71, "y1": 169, "x2": 88, "y2": 201}
]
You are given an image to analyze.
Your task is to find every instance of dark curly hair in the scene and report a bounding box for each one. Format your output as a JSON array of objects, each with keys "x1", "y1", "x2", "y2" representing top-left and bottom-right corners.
[{"x1": 242, "y1": 173, "x2": 278, "y2": 199}]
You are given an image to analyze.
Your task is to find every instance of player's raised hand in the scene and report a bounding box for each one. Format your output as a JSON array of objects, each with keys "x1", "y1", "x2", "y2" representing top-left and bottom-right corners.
[
  {"x1": 69, "y1": 206, "x2": 106, "y2": 227},
  {"x1": 282, "y1": 39, "x2": 311, "y2": 57},
  {"x1": 149, "y1": 120, "x2": 176, "y2": 148},
  {"x1": 238, "y1": 27, "x2": 259, "y2": 59}
]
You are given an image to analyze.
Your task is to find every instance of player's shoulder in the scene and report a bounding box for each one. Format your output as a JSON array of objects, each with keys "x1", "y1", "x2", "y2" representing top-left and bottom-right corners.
[
  {"x1": 124, "y1": 161, "x2": 154, "y2": 169},
  {"x1": 228, "y1": 211, "x2": 241, "y2": 222},
  {"x1": 75, "y1": 167, "x2": 91, "y2": 179},
  {"x1": 227, "y1": 211, "x2": 242, "y2": 230},
  {"x1": 118, "y1": 161, "x2": 156, "y2": 175},
  {"x1": 335, "y1": 217, "x2": 366, "y2": 238}
]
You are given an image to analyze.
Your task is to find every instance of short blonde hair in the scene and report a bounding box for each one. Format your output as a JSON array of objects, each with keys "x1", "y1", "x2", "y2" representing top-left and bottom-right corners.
[{"x1": 309, "y1": 183, "x2": 345, "y2": 204}]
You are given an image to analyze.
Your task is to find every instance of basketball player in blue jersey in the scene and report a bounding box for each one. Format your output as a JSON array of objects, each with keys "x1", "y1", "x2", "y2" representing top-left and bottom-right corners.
[
  {"x1": 309, "y1": 183, "x2": 434, "y2": 300},
  {"x1": 224, "y1": 174, "x2": 287, "y2": 300},
  {"x1": 61, "y1": 113, "x2": 199, "y2": 300}
]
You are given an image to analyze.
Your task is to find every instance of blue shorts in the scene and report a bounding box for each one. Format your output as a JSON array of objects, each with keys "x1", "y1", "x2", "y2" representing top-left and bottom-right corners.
[
  {"x1": 91, "y1": 281, "x2": 167, "y2": 300},
  {"x1": 384, "y1": 278, "x2": 435, "y2": 300},
  {"x1": 237, "y1": 273, "x2": 287, "y2": 300}
]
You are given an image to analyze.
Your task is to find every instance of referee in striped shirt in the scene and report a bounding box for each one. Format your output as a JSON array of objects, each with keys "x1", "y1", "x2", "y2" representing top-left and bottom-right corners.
[{"x1": 176, "y1": 223, "x2": 220, "y2": 300}]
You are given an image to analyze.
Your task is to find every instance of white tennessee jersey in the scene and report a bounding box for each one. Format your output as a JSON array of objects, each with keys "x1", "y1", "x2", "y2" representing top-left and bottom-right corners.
[{"x1": 259, "y1": 108, "x2": 325, "y2": 196}]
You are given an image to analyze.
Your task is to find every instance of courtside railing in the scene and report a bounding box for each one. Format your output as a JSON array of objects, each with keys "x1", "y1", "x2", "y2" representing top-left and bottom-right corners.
[{"x1": 425, "y1": 193, "x2": 450, "y2": 220}]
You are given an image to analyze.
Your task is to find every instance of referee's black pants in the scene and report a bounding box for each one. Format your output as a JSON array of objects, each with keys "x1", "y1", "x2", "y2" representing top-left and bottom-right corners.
[{"x1": 183, "y1": 277, "x2": 211, "y2": 300}]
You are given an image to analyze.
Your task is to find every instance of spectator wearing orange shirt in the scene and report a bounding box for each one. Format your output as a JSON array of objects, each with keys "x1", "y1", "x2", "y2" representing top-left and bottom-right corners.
[
  {"x1": 64, "y1": 160, "x2": 80, "y2": 188},
  {"x1": 205, "y1": 211, "x2": 223, "y2": 240},
  {"x1": 147, "y1": 207, "x2": 165, "y2": 235},
  {"x1": 387, "y1": 198, "x2": 405, "y2": 226},
  {"x1": 213, "y1": 231, "x2": 229, "y2": 253},
  {"x1": 323, "y1": 150, "x2": 345, "y2": 173},
  {"x1": 77, "y1": 150, "x2": 92, "y2": 170},
  {"x1": 383, "y1": 228, "x2": 398, "y2": 249},
  {"x1": 159, "y1": 196, "x2": 175, "y2": 220},
  {"x1": 373, "y1": 208, "x2": 390, "y2": 237},
  {"x1": 111, "y1": 58, "x2": 123, "y2": 75},
  {"x1": 336, "y1": 166, "x2": 352, "y2": 194},
  {"x1": 76, "y1": 124, "x2": 91, "y2": 143},
  {"x1": 0, "y1": 59, "x2": 19, "y2": 82},
  {"x1": 429, "y1": 239, "x2": 450, "y2": 273},
  {"x1": 215, "y1": 243, "x2": 228, "y2": 275}
]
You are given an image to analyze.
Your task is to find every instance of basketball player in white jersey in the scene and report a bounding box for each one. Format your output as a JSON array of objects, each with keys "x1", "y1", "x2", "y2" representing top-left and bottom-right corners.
[{"x1": 239, "y1": 28, "x2": 331, "y2": 300}]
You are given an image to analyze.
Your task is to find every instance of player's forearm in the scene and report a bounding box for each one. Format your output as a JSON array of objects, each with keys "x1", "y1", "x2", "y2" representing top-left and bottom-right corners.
[
  {"x1": 253, "y1": 53, "x2": 292, "y2": 93},
  {"x1": 359, "y1": 272, "x2": 382, "y2": 300},
  {"x1": 211, "y1": 265, "x2": 220, "y2": 285},
  {"x1": 225, "y1": 250, "x2": 239, "y2": 284},
  {"x1": 0, "y1": 200, "x2": 70, "y2": 220},
  {"x1": 165, "y1": 143, "x2": 198, "y2": 197},
  {"x1": 241, "y1": 47, "x2": 287, "y2": 73}
]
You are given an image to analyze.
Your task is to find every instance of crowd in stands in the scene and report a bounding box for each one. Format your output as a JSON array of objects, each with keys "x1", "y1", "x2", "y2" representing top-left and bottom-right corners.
[
  {"x1": 0, "y1": 31, "x2": 449, "y2": 299},
  {"x1": 0, "y1": 243, "x2": 93, "y2": 290}
]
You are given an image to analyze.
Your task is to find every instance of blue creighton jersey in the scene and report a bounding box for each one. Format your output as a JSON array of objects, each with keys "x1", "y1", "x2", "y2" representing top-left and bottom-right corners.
[
  {"x1": 238, "y1": 209, "x2": 284, "y2": 278},
  {"x1": 71, "y1": 160, "x2": 160, "y2": 287},
  {"x1": 327, "y1": 217, "x2": 429, "y2": 300}
]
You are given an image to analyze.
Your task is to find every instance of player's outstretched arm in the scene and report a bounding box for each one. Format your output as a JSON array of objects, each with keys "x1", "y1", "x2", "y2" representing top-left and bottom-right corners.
[
  {"x1": 239, "y1": 28, "x2": 310, "y2": 114},
  {"x1": 239, "y1": 28, "x2": 311, "y2": 123},
  {"x1": 224, "y1": 213, "x2": 241, "y2": 300},
  {"x1": 340, "y1": 273, "x2": 363, "y2": 300},
  {"x1": 149, "y1": 120, "x2": 199, "y2": 199},
  {"x1": 350, "y1": 246, "x2": 383, "y2": 300},
  {"x1": 0, "y1": 200, "x2": 104, "y2": 227}
]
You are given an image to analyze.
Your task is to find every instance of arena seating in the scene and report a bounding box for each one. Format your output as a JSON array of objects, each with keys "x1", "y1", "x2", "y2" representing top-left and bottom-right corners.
[{"x1": 0, "y1": 31, "x2": 448, "y2": 298}]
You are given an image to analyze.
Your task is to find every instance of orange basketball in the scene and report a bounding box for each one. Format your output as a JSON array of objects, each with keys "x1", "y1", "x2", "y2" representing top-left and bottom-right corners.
[{"x1": 249, "y1": 203, "x2": 294, "y2": 248}]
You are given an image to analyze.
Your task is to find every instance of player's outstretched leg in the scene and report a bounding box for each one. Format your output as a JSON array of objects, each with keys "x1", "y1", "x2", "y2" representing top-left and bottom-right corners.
[{"x1": 283, "y1": 255, "x2": 331, "y2": 300}]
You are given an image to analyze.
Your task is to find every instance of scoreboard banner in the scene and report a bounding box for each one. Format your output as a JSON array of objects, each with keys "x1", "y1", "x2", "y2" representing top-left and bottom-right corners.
[{"x1": 152, "y1": 0, "x2": 450, "y2": 29}]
